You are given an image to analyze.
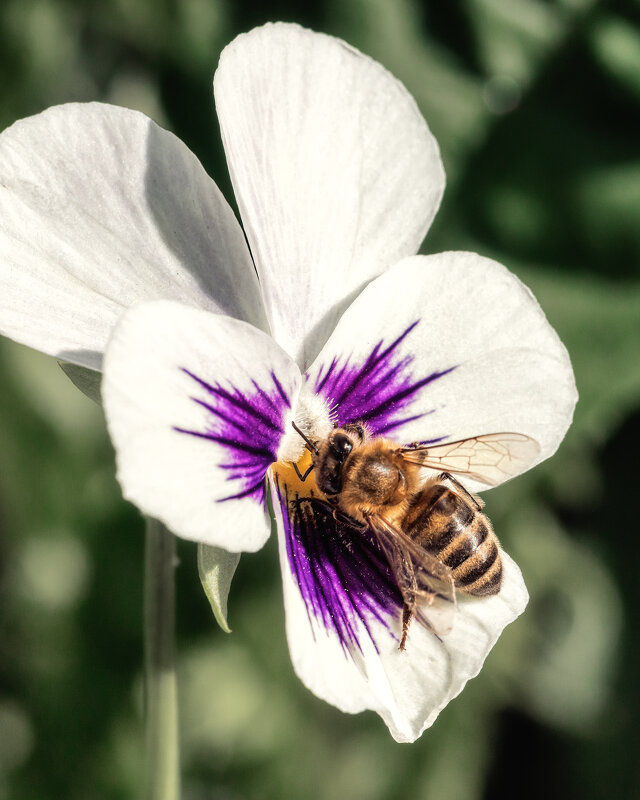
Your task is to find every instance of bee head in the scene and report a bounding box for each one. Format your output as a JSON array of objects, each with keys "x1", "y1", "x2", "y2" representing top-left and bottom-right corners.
[{"x1": 314, "y1": 425, "x2": 366, "y2": 497}]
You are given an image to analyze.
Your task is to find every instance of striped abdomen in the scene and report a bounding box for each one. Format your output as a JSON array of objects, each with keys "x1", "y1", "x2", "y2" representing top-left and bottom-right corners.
[{"x1": 402, "y1": 483, "x2": 502, "y2": 596}]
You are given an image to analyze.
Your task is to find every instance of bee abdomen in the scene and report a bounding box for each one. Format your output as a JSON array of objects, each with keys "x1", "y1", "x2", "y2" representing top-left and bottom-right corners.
[
  {"x1": 452, "y1": 534, "x2": 502, "y2": 597},
  {"x1": 439, "y1": 518, "x2": 489, "y2": 568},
  {"x1": 404, "y1": 484, "x2": 503, "y2": 596},
  {"x1": 405, "y1": 487, "x2": 474, "y2": 550}
]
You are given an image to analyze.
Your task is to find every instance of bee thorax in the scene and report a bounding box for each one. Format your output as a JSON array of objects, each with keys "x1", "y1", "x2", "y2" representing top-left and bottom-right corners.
[{"x1": 343, "y1": 452, "x2": 405, "y2": 508}]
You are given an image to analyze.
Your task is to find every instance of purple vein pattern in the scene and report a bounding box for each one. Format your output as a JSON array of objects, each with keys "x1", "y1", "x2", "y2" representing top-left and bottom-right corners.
[
  {"x1": 273, "y1": 476, "x2": 402, "y2": 654},
  {"x1": 175, "y1": 368, "x2": 291, "y2": 506},
  {"x1": 311, "y1": 321, "x2": 456, "y2": 440}
]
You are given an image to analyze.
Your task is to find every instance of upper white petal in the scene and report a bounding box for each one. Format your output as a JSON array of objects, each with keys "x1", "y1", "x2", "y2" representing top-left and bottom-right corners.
[
  {"x1": 0, "y1": 103, "x2": 266, "y2": 370},
  {"x1": 103, "y1": 301, "x2": 300, "y2": 550},
  {"x1": 214, "y1": 22, "x2": 445, "y2": 369},
  {"x1": 306, "y1": 252, "x2": 577, "y2": 490}
]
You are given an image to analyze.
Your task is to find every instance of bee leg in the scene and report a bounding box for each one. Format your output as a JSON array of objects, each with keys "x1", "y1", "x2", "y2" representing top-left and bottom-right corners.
[
  {"x1": 334, "y1": 509, "x2": 368, "y2": 531},
  {"x1": 315, "y1": 499, "x2": 368, "y2": 531},
  {"x1": 399, "y1": 604, "x2": 413, "y2": 651},
  {"x1": 292, "y1": 462, "x2": 314, "y2": 482},
  {"x1": 438, "y1": 472, "x2": 483, "y2": 510}
]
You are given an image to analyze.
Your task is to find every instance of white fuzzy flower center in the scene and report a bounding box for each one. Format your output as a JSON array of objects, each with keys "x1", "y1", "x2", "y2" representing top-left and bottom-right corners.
[{"x1": 276, "y1": 384, "x2": 333, "y2": 464}]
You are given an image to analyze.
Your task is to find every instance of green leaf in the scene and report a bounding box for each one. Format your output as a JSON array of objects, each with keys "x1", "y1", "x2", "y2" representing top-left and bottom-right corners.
[
  {"x1": 197, "y1": 544, "x2": 240, "y2": 633},
  {"x1": 58, "y1": 361, "x2": 102, "y2": 405}
]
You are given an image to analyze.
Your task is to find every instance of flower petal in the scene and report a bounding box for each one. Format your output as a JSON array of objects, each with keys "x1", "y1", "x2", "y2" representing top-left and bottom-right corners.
[
  {"x1": 307, "y1": 252, "x2": 577, "y2": 490},
  {"x1": 214, "y1": 22, "x2": 445, "y2": 368},
  {"x1": 103, "y1": 301, "x2": 300, "y2": 549},
  {"x1": 0, "y1": 103, "x2": 266, "y2": 370},
  {"x1": 270, "y1": 472, "x2": 527, "y2": 742}
]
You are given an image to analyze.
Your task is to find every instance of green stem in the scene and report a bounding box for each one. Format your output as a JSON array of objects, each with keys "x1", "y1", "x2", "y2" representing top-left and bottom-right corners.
[{"x1": 144, "y1": 518, "x2": 180, "y2": 800}]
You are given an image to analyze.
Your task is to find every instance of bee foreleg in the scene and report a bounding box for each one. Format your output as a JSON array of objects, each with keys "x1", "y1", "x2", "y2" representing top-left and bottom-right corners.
[
  {"x1": 292, "y1": 462, "x2": 314, "y2": 482},
  {"x1": 314, "y1": 499, "x2": 367, "y2": 531}
]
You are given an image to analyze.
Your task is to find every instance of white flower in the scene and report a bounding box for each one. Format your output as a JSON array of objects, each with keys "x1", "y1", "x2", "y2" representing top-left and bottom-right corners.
[{"x1": 0, "y1": 23, "x2": 576, "y2": 742}]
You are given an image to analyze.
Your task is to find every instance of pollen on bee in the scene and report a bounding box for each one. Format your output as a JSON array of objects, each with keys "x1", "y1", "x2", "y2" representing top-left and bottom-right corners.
[{"x1": 270, "y1": 450, "x2": 322, "y2": 496}]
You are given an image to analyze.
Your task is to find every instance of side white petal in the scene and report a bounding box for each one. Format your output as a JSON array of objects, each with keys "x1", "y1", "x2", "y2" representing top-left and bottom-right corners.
[
  {"x1": 307, "y1": 252, "x2": 577, "y2": 490},
  {"x1": 0, "y1": 103, "x2": 266, "y2": 370},
  {"x1": 215, "y1": 22, "x2": 445, "y2": 368},
  {"x1": 103, "y1": 301, "x2": 300, "y2": 550},
  {"x1": 270, "y1": 473, "x2": 527, "y2": 742}
]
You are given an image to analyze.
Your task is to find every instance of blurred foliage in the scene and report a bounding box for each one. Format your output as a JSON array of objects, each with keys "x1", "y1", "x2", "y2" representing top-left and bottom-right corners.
[{"x1": 0, "y1": 0, "x2": 639, "y2": 798}]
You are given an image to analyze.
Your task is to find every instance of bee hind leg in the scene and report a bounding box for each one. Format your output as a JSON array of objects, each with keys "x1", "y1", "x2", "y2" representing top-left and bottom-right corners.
[
  {"x1": 399, "y1": 604, "x2": 413, "y2": 651},
  {"x1": 438, "y1": 472, "x2": 483, "y2": 510}
]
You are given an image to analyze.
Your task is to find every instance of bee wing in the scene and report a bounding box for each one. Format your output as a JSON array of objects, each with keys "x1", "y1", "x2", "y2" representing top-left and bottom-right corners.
[
  {"x1": 366, "y1": 514, "x2": 456, "y2": 638},
  {"x1": 400, "y1": 432, "x2": 540, "y2": 487}
]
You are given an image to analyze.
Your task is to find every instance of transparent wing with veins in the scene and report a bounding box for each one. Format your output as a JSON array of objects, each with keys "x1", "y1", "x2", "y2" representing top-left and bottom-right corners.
[
  {"x1": 400, "y1": 432, "x2": 540, "y2": 487},
  {"x1": 366, "y1": 514, "x2": 456, "y2": 639}
]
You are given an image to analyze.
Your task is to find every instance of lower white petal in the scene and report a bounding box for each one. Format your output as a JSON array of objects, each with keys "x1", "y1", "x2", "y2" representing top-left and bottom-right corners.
[
  {"x1": 270, "y1": 472, "x2": 527, "y2": 742},
  {"x1": 0, "y1": 103, "x2": 265, "y2": 369},
  {"x1": 371, "y1": 554, "x2": 526, "y2": 741},
  {"x1": 103, "y1": 301, "x2": 300, "y2": 549}
]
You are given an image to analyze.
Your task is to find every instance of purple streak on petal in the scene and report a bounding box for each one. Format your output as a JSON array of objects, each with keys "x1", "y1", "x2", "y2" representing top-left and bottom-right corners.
[
  {"x1": 274, "y1": 476, "x2": 402, "y2": 655},
  {"x1": 312, "y1": 321, "x2": 456, "y2": 438},
  {"x1": 174, "y1": 368, "x2": 290, "y2": 505},
  {"x1": 408, "y1": 434, "x2": 450, "y2": 447}
]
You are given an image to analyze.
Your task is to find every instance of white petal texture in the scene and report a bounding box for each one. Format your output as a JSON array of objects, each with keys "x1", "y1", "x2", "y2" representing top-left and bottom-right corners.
[
  {"x1": 215, "y1": 22, "x2": 445, "y2": 368},
  {"x1": 270, "y1": 472, "x2": 528, "y2": 742},
  {"x1": 0, "y1": 103, "x2": 266, "y2": 370},
  {"x1": 103, "y1": 301, "x2": 300, "y2": 550},
  {"x1": 306, "y1": 252, "x2": 577, "y2": 492}
]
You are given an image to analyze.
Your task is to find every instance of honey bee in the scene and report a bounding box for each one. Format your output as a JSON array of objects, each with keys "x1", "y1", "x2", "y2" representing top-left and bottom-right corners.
[{"x1": 291, "y1": 422, "x2": 539, "y2": 650}]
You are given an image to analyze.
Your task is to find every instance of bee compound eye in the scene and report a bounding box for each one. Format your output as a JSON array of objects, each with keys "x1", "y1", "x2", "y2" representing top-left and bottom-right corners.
[{"x1": 331, "y1": 433, "x2": 353, "y2": 460}]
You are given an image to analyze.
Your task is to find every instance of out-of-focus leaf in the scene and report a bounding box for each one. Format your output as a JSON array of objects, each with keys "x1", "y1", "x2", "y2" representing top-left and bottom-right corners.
[
  {"x1": 197, "y1": 544, "x2": 240, "y2": 634},
  {"x1": 513, "y1": 266, "x2": 640, "y2": 443},
  {"x1": 508, "y1": 505, "x2": 621, "y2": 731},
  {"x1": 181, "y1": 643, "x2": 296, "y2": 759},
  {"x1": 575, "y1": 161, "x2": 640, "y2": 265},
  {"x1": 590, "y1": 16, "x2": 640, "y2": 101},
  {"x1": 465, "y1": 0, "x2": 566, "y2": 84}
]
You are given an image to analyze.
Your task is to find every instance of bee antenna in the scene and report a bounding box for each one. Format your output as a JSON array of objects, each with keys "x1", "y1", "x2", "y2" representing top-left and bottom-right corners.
[{"x1": 291, "y1": 421, "x2": 319, "y2": 455}]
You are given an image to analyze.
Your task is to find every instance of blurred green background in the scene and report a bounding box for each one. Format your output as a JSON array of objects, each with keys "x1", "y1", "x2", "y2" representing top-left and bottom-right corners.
[{"x1": 0, "y1": 0, "x2": 639, "y2": 798}]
